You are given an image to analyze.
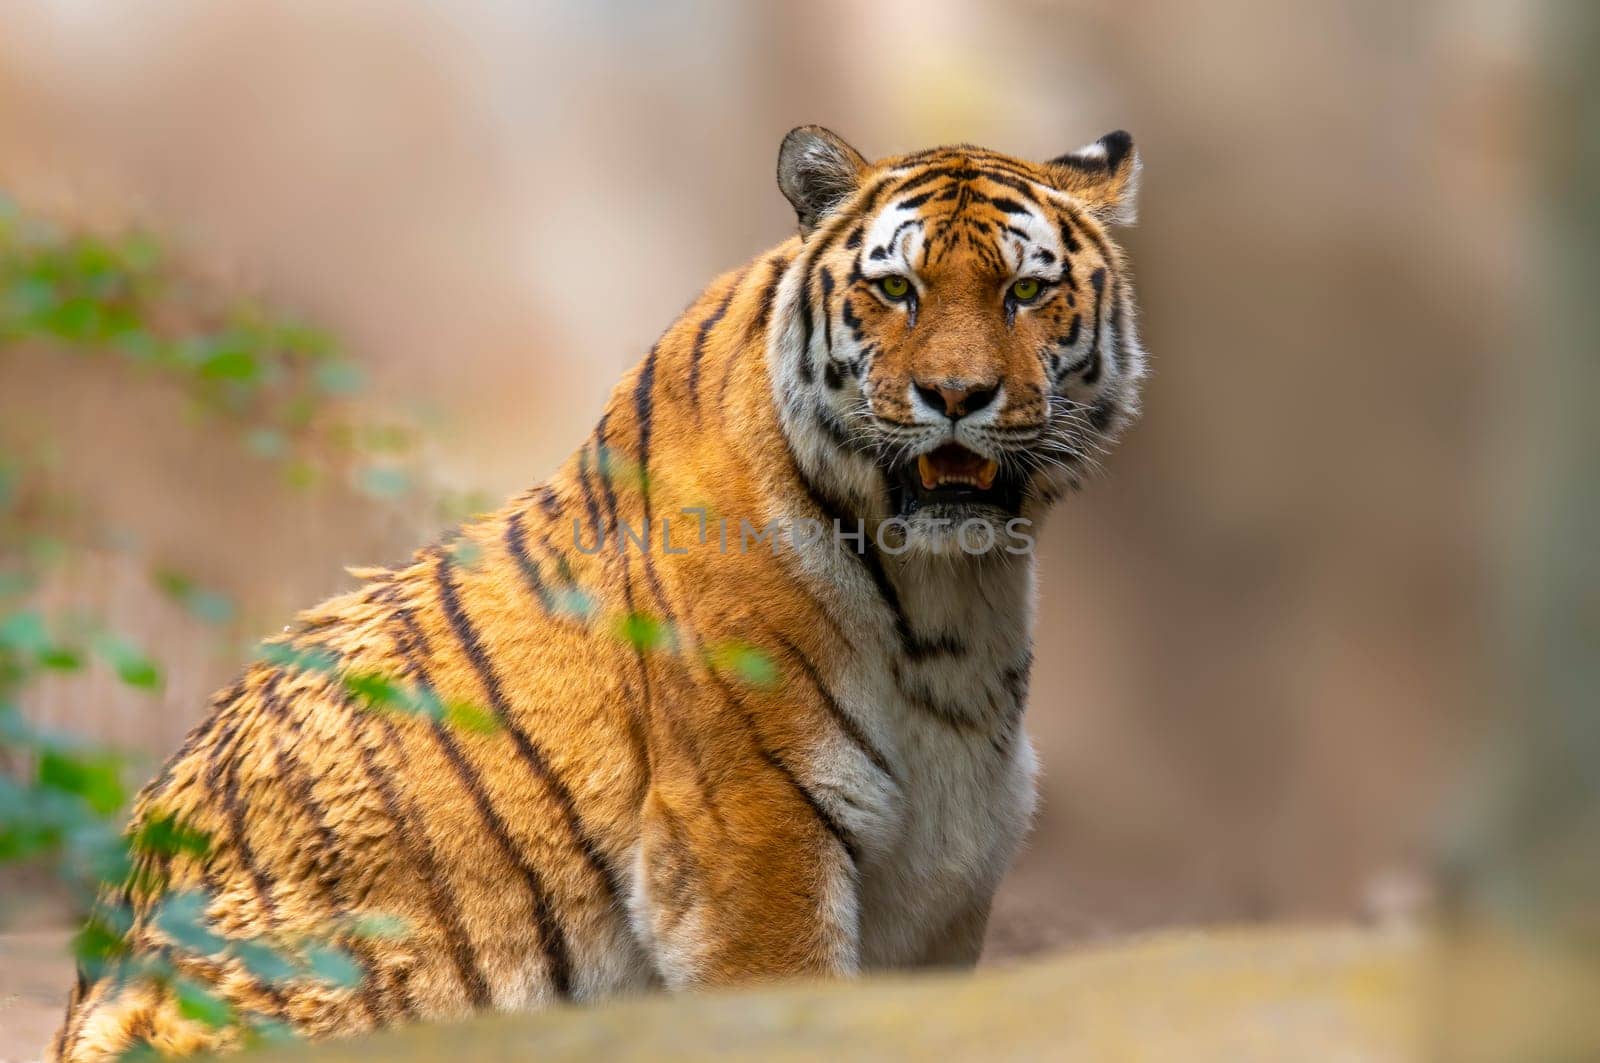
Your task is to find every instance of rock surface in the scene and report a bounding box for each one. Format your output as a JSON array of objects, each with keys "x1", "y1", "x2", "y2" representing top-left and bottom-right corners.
[{"x1": 248, "y1": 926, "x2": 1421, "y2": 1062}]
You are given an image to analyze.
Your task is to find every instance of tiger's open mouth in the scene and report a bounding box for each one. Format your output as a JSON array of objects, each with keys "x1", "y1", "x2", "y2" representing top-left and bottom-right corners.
[{"x1": 887, "y1": 443, "x2": 1023, "y2": 517}]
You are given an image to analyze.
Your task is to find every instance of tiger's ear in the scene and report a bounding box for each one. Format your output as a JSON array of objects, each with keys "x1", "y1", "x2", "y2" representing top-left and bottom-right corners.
[
  {"x1": 1045, "y1": 130, "x2": 1141, "y2": 226},
  {"x1": 777, "y1": 125, "x2": 870, "y2": 235}
]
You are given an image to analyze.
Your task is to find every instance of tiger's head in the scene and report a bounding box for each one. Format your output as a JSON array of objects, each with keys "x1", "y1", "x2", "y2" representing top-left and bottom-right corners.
[{"x1": 769, "y1": 126, "x2": 1146, "y2": 555}]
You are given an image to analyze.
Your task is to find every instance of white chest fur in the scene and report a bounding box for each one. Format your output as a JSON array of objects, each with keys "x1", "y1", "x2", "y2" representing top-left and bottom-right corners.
[
  {"x1": 788, "y1": 540, "x2": 1041, "y2": 969},
  {"x1": 855, "y1": 703, "x2": 1038, "y2": 969}
]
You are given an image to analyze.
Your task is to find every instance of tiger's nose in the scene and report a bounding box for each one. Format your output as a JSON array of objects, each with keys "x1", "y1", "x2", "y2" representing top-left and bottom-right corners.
[{"x1": 914, "y1": 379, "x2": 1000, "y2": 419}]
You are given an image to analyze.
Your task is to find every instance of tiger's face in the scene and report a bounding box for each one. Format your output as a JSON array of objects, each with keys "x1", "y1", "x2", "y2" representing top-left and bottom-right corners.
[{"x1": 773, "y1": 127, "x2": 1146, "y2": 553}]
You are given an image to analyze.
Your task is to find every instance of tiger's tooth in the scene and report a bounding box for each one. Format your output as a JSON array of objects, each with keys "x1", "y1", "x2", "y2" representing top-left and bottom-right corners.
[
  {"x1": 918, "y1": 454, "x2": 938, "y2": 490},
  {"x1": 976, "y1": 460, "x2": 999, "y2": 490}
]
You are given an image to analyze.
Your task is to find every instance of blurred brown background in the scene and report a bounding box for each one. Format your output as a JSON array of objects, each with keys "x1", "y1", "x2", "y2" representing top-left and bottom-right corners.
[{"x1": 0, "y1": 0, "x2": 1535, "y2": 970}]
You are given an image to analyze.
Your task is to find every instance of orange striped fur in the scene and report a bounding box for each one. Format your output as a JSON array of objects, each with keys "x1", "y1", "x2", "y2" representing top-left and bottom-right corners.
[{"x1": 50, "y1": 127, "x2": 1147, "y2": 1061}]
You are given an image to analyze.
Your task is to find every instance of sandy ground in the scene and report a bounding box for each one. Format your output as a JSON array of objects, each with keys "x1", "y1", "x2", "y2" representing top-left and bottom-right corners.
[
  {"x1": 0, "y1": 931, "x2": 72, "y2": 1063},
  {"x1": 0, "y1": 835, "x2": 1157, "y2": 1063}
]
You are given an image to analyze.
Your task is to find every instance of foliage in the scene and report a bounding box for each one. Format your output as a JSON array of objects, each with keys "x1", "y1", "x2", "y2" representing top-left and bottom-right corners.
[
  {"x1": 0, "y1": 192, "x2": 780, "y2": 1056},
  {"x1": 0, "y1": 193, "x2": 438, "y2": 1055}
]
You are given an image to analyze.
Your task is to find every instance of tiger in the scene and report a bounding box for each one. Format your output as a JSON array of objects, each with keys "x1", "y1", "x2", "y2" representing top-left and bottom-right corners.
[{"x1": 49, "y1": 124, "x2": 1146, "y2": 1061}]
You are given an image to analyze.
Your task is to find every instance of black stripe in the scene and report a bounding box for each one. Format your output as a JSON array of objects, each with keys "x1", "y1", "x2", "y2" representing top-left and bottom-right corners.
[
  {"x1": 891, "y1": 660, "x2": 986, "y2": 732},
  {"x1": 594, "y1": 407, "x2": 724, "y2": 806},
  {"x1": 142, "y1": 682, "x2": 237, "y2": 800},
  {"x1": 771, "y1": 632, "x2": 895, "y2": 781},
  {"x1": 1061, "y1": 314, "x2": 1082, "y2": 348},
  {"x1": 591, "y1": 417, "x2": 619, "y2": 532},
  {"x1": 216, "y1": 726, "x2": 281, "y2": 930},
  {"x1": 505, "y1": 510, "x2": 554, "y2": 613},
  {"x1": 983, "y1": 195, "x2": 1030, "y2": 215},
  {"x1": 632, "y1": 346, "x2": 659, "y2": 489},
  {"x1": 854, "y1": 544, "x2": 965, "y2": 660},
  {"x1": 886, "y1": 165, "x2": 960, "y2": 200},
  {"x1": 432, "y1": 552, "x2": 629, "y2": 904},
  {"x1": 629, "y1": 346, "x2": 675, "y2": 619},
  {"x1": 356, "y1": 720, "x2": 493, "y2": 1009},
  {"x1": 1058, "y1": 218, "x2": 1081, "y2": 256},
  {"x1": 796, "y1": 268, "x2": 816, "y2": 384},
  {"x1": 840, "y1": 298, "x2": 863, "y2": 340},
  {"x1": 1109, "y1": 282, "x2": 1132, "y2": 383},
  {"x1": 388, "y1": 602, "x2": 574, "y2": 999},
  {"x1": 773, "y1": 429, "x2": 958, "y2": 661},
  {"x1": 1061, "y1": 200, "x2": 1117, "y2": 278},
  {"x1": 531, "y1": 529, "x2": 578, "y2": 588},
  {"x1": 1084, "y1": 268, "x2": 1107, "y2": 385},
  {"x1": 257, "y1": 678, "x2": 387, "y2": 1024},
  {"x1": 971, "y1": 166, "x2": 1047, "y2": 202},
  {"x1": 779, "y1": 428, "x2": 857, "y2": 532},
  {"x1": 1089, "y1": 399, "x2": 1116, "y2": 432},
  {"x1": 710, "y1": 677, "x2": 860, "y2": 866},
  {"x1": 687, "y1": 273, "x2": 744, "y2": 415},
  {"x1": 537, "y1": 485, "x2": 562, "y2": 520},
  {"x1": 586, "y1": 410, "x2": 665, "y2": 779},
  {"x1": 197, "y1": 703, "x2": 293, "y2": 1008},
  {"x1": 818, "y1": 267, "x2": 835, "y2": 356},
  {"x1": 575, "y1": 447, "x2": 606, "y2": 554},
  {"x1": 721, "y1": 253, "x2": 790, "y2": 410},
  {"x1": 751, "y1": 254, "x2": 787, "y2": 338}
]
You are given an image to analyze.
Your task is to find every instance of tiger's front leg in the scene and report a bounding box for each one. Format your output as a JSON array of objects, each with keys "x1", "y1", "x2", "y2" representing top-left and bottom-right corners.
[{"x1": 630, "y1": 770, "x2": 860, "y2": 989}]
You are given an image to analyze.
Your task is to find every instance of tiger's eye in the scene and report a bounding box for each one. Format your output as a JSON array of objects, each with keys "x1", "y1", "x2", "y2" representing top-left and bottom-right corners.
[
  {"x1": 878, "y1": 275, "x2": 911, "y2": 300},
  {"x1": 1010, "y1": 278, "x2": 1041, "y2": 303}
]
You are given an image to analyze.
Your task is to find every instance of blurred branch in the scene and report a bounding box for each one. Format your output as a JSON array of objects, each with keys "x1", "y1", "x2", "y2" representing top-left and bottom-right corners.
[{"x1": 1431, "y1": 4, "x2": 1600, "y2": 1058}]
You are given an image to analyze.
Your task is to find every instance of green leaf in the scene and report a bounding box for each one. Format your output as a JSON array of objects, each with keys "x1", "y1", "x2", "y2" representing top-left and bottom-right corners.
[
  {"x1": 356, "y1": 466, "x2": 409, "y2": 499},
  {"x1": 245, "y1": 428, "x2": 287, "y2": 459},
  {"x1": 197, "y1": 347, "x2": 259, "y2": 382},
  {"x1": 303, "y1": 943, "x2": 362, "y2": 988},
  {"x1": 0, "y1": 610, "x2": 48, "y2": 654},
  {"x1": 116, "y1": 657, "x2": 161, "y2": 689},
  {"x1": 119, "y1": 233, "x2": 159, "y2": 273},
  {"x1": 115, "y1": 1040, "x2": 162, "y2": 1062},
  {"x1": 72, "y1": 908, "x2": 131, "y2": 976},
  {"x1": 616, "y1": 612, "x2": 668, "y2": 652},
  {"x1": 314, "y1": 361, "x2": 364, "y2": 395},
  {"x1": 44, "y1": 296, "x2": 102, "y2": 339},
  {"x1": 344, "y1": 672, "x2": 408, "y2": 711},
  {"x1": 231, "y1": 939, "x2": 298, "y2": 985},
  {"x1": 36, "y1": 645, "x2": 83, "y2": 671},
  {"x1": 153, "y1": 570, "x2": 235, "y2": 624},
  {"x1": 256, "y1": 642, "x2": 339, "y2": 676},
  {"x1": 447, "y1": 538, "x2": 482, "y2": 569},
  {"x1": 37, "y1": 749, "x2": 125, "y2": 814},
  {"x1": 243, "y1": 1016, "x2": 297, "y2": 1046},
  {"x1": 173, "y1": 976, "x2": 234, "y2": 1028},
  {"x1": 0, "y1": 571, "x2": 37, "y2": 599},
  {"x1": 442, "y1": 700, "x2": 498, "y2": 735},
  {"x1": 339, "y1": 912, "x2": 408, "y2": 941},
  {"x1": 133, "y1": 811, "x2": 211, "y2": 860},
  {"x1": 94, "y1": 635, "x2": 162, "y2": 689},
  {"x1": 151, "y1": 567, "x2": 193, "y2": 599},
  {"x1": 276, "y1": 323, "x2": 333, "y2": 359},
  {"x1": 281, "y1": 459, "x2": 320, "y2": 490},
  {"x1": 155, "y1": 891, "x2": 225, "y2": 957},
  {"x1": 554, "y1": 588, "x2": 595, "y2": 620},
  {"x1": 714, "y1": 642, "x2": 779, "y2": 689},
  {"x1": 188, "y1": 588, "x2": 234, "y2": 624}
]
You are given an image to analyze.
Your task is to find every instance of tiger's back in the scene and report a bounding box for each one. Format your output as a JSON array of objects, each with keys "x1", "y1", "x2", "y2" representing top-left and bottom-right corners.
[{"x1": 52, "y1": 126, "x2": 1146, "y2": 1061}]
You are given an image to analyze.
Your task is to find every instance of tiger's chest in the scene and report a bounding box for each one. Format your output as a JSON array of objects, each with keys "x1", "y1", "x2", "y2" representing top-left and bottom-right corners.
[
  {"x1": 854, "y1": 685, "x2": 1038, "y2": 969},
  {"x1": 812, "y1": 550, "x2": 1040, "y2": 969}
]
